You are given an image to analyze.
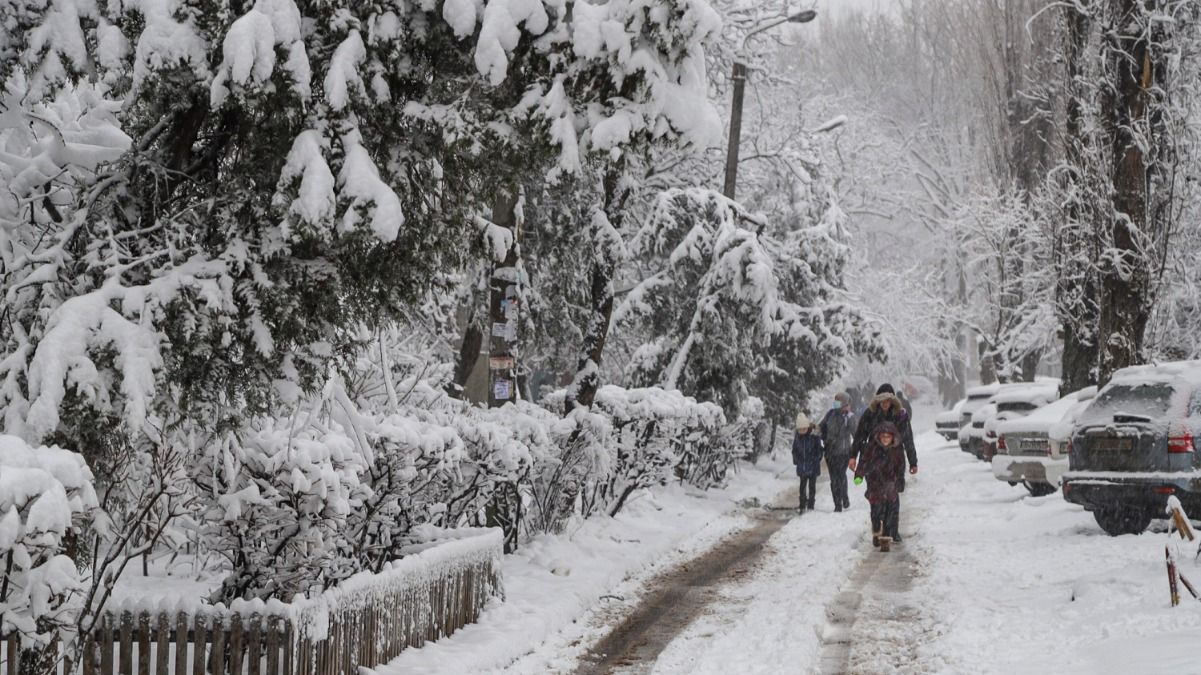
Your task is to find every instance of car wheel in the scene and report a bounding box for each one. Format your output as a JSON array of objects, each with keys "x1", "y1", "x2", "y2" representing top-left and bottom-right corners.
[
  {"x1": 1093, "y1": 508, "x2": 1151, "y2": 536},
  {"x1": 1024, "y1": 481, "x2": 1057, "y2": 497},
  {"x1": 1007, "y1": 481, "x2": 1018, "y2": 487}
]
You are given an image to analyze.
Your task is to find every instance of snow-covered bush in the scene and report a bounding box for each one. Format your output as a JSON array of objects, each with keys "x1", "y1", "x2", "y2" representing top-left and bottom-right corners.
[
  {"x1": 0, "y1": 436, "x2": 98, "y2": 661},
  {"x1": 195, "y1": 413, "x2": 371, "y2": 604},
  {"x1": 544, "y1": 385, "x2": 730, "y2": 515}
]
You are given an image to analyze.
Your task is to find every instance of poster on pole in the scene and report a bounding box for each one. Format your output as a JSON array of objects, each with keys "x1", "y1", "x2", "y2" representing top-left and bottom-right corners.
[
  {"x1": 492, "y1": 379, "x2": 513, "y2": 401},
  {"x1": 489, "y1": 356, "x2": 515, "y2": 370}
]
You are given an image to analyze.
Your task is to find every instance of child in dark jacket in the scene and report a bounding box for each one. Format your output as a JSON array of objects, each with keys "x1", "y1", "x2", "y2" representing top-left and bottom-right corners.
[
  {"x1": 854, "y1": 421, "x2": 908, "y2": 546},
  {"x1": 791, "y1": 412, "x2": 824, "y2": 513}
]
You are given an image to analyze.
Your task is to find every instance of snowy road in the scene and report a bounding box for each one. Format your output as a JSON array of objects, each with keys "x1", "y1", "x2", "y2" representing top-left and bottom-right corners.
[{"x1": 538, "y1": 431, "x2": 1201, "y2": 675}]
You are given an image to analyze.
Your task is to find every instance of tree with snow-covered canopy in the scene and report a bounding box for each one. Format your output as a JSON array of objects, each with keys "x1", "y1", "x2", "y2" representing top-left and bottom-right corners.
[{"x1": 618, "y1": 185, "x2": 879, "y2": 425}]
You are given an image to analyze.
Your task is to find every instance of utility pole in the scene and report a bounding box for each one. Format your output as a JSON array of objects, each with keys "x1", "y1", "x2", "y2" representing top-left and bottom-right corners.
[{"x1": 722, "y1": 10, "x2": 817, "y2": 201}]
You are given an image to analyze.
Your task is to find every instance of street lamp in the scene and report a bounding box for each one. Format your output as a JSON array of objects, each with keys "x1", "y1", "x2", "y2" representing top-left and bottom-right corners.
[{"x1": 722, "y1": 10, "x2": 818, "y2": 200}]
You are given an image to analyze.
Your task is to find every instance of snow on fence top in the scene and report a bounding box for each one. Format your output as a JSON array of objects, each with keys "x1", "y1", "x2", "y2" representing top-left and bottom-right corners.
[
  {"x1": 292, "y1": 526, "x2": 502, "y2": 641},
  {"x1": 102, "y1": 526, "x2": 503, "y2": 638}
]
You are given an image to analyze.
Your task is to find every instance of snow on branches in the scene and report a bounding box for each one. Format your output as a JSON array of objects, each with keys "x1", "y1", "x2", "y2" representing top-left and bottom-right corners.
[
  {"x1": 0, "y1": 436, "x2": 99, "y2": 650},
  {"x1": 619, "y1": 187, "x2": 874, "y2": 420}
]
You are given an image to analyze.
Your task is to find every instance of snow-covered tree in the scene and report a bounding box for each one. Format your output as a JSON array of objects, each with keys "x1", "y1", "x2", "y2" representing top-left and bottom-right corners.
[{"x1": 618, "y1": 186, "x2": 876, "y2": 423}]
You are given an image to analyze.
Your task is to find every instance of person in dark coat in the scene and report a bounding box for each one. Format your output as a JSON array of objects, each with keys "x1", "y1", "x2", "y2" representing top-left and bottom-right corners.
[
  {"x1": 820, "y1": 392, "x2": 856, "y2": 512},
  {"x1": 791, "y1": 412, "x2": 824, "y2": 513},
  {"x1": 854, "y1": 421, "x2": 907, "y2": 546},
  {"x1": 849, "y1": 383, "x2": 918, "y2": 479}
]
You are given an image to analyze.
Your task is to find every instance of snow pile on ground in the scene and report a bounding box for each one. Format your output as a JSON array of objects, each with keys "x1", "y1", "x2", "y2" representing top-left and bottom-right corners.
[
  {"x1": 372, "y1": 457, "x2": 796, "y2": 674},
  {"x1": 884, "y1": 433, "x2": 1201, "y2": 674}
]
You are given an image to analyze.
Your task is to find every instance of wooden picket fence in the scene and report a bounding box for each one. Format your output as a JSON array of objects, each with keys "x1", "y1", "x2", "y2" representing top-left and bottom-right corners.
[{"x1": 1, "y1": 529, "x2": 503, "y2": 675}]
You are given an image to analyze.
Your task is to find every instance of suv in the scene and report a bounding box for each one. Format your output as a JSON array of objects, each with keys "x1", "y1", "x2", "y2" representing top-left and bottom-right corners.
[
  {"x1": 993, "y1": 387, "x2": 1097, "y2": 496},
  {"x1": 1061, "y1": 361, "x2": 1201, "y2": 536},
  {"x1": 936, "y1": 399, "x2": 965, "y2": 440}
]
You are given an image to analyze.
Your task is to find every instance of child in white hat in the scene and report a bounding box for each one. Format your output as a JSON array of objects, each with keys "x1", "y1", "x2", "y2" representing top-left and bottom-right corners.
[{"x1": 791, "y1": 412, "x2": 825, "y2": 512}]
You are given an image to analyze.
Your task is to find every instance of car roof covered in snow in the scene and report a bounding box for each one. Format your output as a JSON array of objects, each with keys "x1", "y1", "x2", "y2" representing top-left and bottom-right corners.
[
  {"x1": 1109, "y1": 360, "x2": 1201, "y2": 387},
  {"x1": 991, "y1": 382, "x2": 1060, "y2": 405},
  {"x1": 996, "y1": 386, "x2": 1097, "y2": 436},
  {"x1": 966, "y1": 383, "x2": 1001, "y2": 398}
]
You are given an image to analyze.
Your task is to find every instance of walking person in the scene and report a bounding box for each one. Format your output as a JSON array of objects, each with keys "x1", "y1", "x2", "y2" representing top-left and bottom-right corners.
[
  {"x1": 791, "y1": 413, "x2": 824, "y2": 513},
  {"x1": 849, "y1": 383, "x2": 917, "y2": 478},
  {"x1": 820, "y1": 392, "x2": 856, "y2": 512},
  {"x1": 853, "y1": 422, "x2": 909, "y2": 545}
]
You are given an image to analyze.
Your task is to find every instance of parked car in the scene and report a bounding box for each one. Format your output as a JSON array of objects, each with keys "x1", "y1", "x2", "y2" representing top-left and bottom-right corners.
[
  {"x1": 959, "y1": 381, "x2": 1060, "y2": 460},
  {"x1": 992, "y1": 387, "x2": 1098, "y2": 496},
  {"x1": 958, "y1": 384, "x2": 1000, "y2": 453},
  {"x1": 980, "y1": 384, "x2": 1060, "y2": 461},
  {"x1": 961, "y1": 402, "x2": 996, "y2": 458},
  {"x1": 936, "y1": 399, "x2": 966, "y2": 440},
  {"x1": 1062, "y1": 360, "x2": 1201, "y2": 536}
]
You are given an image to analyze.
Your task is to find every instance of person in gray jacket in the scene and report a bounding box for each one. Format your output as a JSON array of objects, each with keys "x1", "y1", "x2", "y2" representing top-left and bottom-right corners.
[{"x1": 820, "y1": 392, "x2": 857, "y2": 511}]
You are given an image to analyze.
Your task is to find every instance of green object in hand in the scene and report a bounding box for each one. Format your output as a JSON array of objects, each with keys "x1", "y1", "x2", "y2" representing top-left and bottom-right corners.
[{"x1": 853, "y1": 476, "x2": 863, "y2": 486}]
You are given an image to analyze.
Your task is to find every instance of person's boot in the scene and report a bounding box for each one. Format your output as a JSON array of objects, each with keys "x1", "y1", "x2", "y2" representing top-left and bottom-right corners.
[{"x1": 808, "y1": 499, "x2": 816, "y2": 510}]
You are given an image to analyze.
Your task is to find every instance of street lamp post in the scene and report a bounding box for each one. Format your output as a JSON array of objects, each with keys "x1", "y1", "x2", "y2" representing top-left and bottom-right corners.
[{"x1": 722, "y1": 10, "x2": 818, "y2": 200}]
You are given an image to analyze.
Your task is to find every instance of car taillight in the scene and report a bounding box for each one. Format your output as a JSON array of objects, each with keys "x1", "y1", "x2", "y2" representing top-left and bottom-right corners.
[
  {"x1": 997, "y1": 435, "x2": 1006, "y2": 451},
  {"x1": 1168, "y1": 435, "x2": 1195, "y2": 454},
  {"x1": 1066, "y1": 439, "x2": 1073, "y2": 454}
]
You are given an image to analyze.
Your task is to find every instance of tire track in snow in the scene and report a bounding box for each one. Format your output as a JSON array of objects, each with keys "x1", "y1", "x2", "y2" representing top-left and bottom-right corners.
[
  {"x1": 574, "y1": 492, "x2": 799, "y2": 674},
  {"x1": 817, "y1": 505, "x2": 935, "y2": 674}
]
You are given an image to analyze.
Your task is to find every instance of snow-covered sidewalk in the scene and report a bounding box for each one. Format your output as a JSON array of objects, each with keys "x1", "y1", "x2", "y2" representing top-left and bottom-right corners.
[
  {"x1": 891, "y1": 433, "x2": 1201, "y2": 674},
  {"x1": 379, "y1": 428, "x2": 1201, "y2": 674},
  {"x1": 373, "y1": 457, "x2": 796, "y2": 674},
  {"x1": 647, "y1": 430, "x2": 1201, "y2": 674}
]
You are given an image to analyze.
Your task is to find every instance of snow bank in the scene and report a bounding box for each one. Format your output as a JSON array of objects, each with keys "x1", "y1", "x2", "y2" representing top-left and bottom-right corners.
[
  {"x1": 373, "y1": 458, "x2": 796, "y2": 674},
  {"x1": 885, "y1": 432, "x2": 1201, "y2": 674}
]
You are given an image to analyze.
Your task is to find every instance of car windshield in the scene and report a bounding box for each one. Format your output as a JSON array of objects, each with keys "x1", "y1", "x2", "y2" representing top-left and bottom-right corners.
[
  {"x1": 997, "y1": 401, "x2": 1037, "y2": 414},
  {"x1": 1076, "y1": 383, "x2": 1175, "y2": 426}
]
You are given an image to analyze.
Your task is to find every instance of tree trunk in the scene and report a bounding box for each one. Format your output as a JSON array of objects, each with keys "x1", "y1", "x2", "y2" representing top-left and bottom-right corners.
[
  {"x1": 1097, "y1": 0, "x2": 1157, "y2": 383},
  {"x1": 449, "y1": 322, "x2": 483, "y2": 399},
  {"x1": 1057, "y1": 3, "x2": 1101, "y2": 396},
  {"x1": 565, "y1": 166, "x2": 629, "y2": 412}
]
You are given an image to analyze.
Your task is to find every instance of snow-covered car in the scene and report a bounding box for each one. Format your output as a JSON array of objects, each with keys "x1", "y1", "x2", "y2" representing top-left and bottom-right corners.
[
  {"x1": 1062, "y1": 360, "x2": 1201, "y2": 536},
  {"x1": 992, "y1": 386, "x2": 1098, "y2": 496},
  {"x1": 957, "y1": 384, "x2": 1000, "y2": 453},
  {"x1": 979, "y1": 384, "x2": 1060, "y2": 461},
  {"x1": 960, "y1": 402, "x2": 996, "y2": 458},
  {"x1": 936, "y1": 399, "x2": 965, "y2": 440}
]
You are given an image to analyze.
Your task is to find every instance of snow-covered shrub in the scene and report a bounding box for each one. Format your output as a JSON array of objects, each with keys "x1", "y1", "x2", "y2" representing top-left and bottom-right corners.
[
  {"x1": 723, "y1": 396, "x2": 767, "y2": 464},
  {"x1": 0, "y1": 436, "x2": 98, "y2": 661},
  {"x1": 545, "y1": 385, "x2": 729, "y2": 515},
  {"x1": 524, "y1": 406, "x2": 613, "y2": 533},
  {"x1": 195, "y1": 414, "x2": 371, "y2": 603}
]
